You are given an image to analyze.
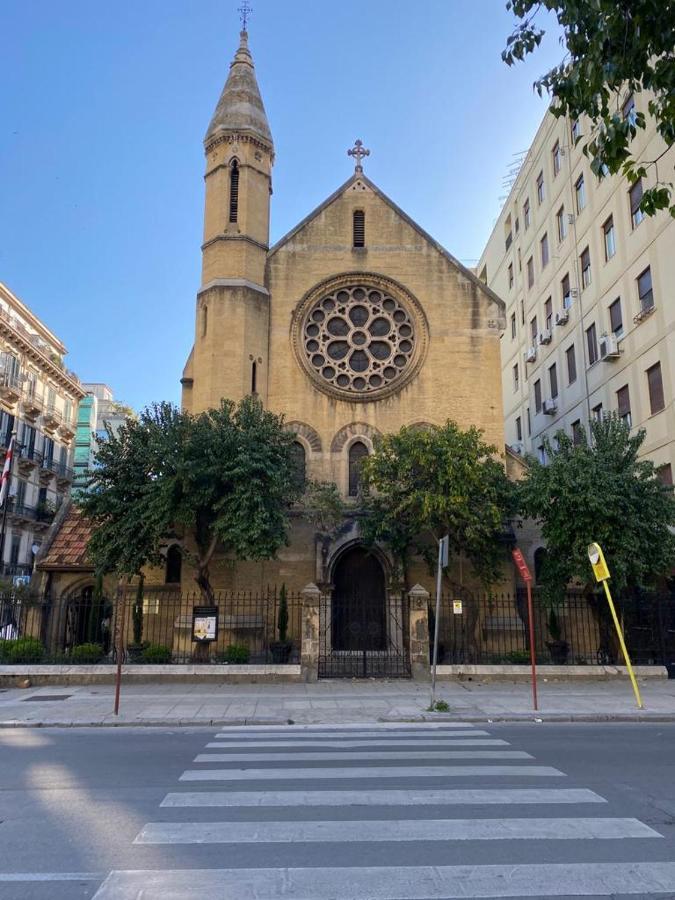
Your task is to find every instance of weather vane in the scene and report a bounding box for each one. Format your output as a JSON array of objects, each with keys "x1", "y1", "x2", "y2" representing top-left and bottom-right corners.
[
  {"x1": 348, "y1": 139, "x2": 370, "y2": 173},
  {"x1": 238, "y1": 0, "x2": 252, "y2": 30}
]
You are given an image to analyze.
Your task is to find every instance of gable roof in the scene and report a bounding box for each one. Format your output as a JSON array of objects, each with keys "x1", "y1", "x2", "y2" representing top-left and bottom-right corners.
[
  {"x1": 38, "y1": 504, "x2": 94, "y2": 572},
  {"x1": 268, "y1": 173, "x2": 505, "y2": 312}
]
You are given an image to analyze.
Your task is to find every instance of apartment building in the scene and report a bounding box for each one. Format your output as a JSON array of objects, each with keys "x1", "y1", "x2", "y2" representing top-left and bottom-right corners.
[
  {"x1": 478, "y1": 94, "x2": 674, "y2": 485},
  {"x1": 73, "y1": 383, "x2": 131, "y2": 487},
  {"x1": 0, "y1": 282, "x2": 85, "y2": 578}
]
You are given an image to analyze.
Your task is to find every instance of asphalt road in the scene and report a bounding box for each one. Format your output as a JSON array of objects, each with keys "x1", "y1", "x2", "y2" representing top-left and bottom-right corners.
[{"x1": 1, "y1": 722, "x2": 675, "y2": 898}]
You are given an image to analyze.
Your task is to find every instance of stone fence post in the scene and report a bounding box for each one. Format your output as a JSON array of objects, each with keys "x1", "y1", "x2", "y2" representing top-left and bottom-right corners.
[
  {"x1": 408, "y1": 583, "x2": 431, "y2": 681},
  {"x1": 300, "y1": 582, "x2": 321, "y2": 682}
]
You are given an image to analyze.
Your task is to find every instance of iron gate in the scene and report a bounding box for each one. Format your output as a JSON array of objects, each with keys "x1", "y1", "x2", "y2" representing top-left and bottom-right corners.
[{"x1": 318, "y1": 590, "x2": 410, "y2": 678}]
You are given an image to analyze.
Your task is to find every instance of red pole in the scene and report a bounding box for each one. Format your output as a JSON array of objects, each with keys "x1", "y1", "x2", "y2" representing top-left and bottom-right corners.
[
  {"x1": 526, "y1": 579, "x2": 538, "y2": 711},
  {"x1": 113, "y1": 586, "x2": 126, "y2": 716}
]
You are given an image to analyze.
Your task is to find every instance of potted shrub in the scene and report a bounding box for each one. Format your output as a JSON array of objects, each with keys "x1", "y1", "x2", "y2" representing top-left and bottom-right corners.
[
  {"x1": 70, "y1": 643, "x2": 103, "y2": 664},
  {"x1": 3, "y1": 637, "x2": 44, "y2": 664},
  {"x1": 141, "y1": 644, "x2": 172, "y2": 664},
  {"x1": 545, "y1": 608, "x2": 569, "y2": 664},
  {"x1": 218, "y1": 643, "x2": 250, "y2": 664},
  {"x1": 270, "y1": 584, "x2": 292, "y2": 663}
]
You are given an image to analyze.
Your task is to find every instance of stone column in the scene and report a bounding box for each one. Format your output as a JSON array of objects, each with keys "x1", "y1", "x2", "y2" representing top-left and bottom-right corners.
[
  {"x1": 300, "y1": 582, "x2": 322, "y2": 683},
  {"x1": 408, "y1": 583, "x2": 431, "y2": 681}
]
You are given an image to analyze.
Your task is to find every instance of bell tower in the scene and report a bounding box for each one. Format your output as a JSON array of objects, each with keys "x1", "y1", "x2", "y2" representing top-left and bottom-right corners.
[{"x1": 182, "y1": 25, "x2": 274, "y2": 413}]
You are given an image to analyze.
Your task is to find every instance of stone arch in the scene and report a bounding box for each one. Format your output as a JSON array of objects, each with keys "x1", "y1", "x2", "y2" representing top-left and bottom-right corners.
[
  {"x1": 285, "y1": 421, "x2": 322, "y2": 453},
  {"x1": 330, "y1": 422, "x2": 381, "y2": 454},
  {"x1": 407, "y1": 420, "x2": 436, "y2": 432}
]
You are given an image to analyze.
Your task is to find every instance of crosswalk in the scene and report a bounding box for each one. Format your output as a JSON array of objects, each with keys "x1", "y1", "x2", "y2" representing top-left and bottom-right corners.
[{"x1": 92, "y1": 720, "x2": 674, "y2": 899}]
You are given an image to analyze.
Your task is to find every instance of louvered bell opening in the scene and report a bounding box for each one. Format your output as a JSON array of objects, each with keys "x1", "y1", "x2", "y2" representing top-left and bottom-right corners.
[
  {"x1": 353, "y1": 210, "x2": 365, "y2": 248},
  {"x1": 229, "y1": 163, "x2": 240, "y2": 223}
]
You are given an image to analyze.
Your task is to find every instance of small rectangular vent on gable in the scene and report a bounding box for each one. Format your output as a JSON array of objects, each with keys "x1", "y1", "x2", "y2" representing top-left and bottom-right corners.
[{"x1": 353, "y1": 210, "x2": 365, "y2": 248}]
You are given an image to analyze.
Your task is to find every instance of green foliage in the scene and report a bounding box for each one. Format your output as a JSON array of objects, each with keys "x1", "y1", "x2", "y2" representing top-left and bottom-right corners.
[
  {"x1": 220, "y1": 643, "x2": 250, "y2": 664},
  {"x1": 361, "y1": 422, "x2": 517, "y2": 586},
  {"x1": 503, "y1": 0, "x2": 675, "y2": 217},
  {"x1": 519, "y1": 417, "x2": 675, "y2": 598},
  {"x1": 1, "y1": 638, "x2": 44, "y2": 664},
  {"x1": 79, "y1": 396, "x2": 300, "y2": 598},
  {"x1": 140, "y1": 644, "x2": 172, "y2": 664},
  {"x1": 70, "y1": 643, "x2": 103, "y2": 664},
  {"x1": 427, "y1": 699, "x2": 451, "y2": 713},
  {"x1": 300, "y1": 480, "x2": 345, "y2": 535},
  {"x1": 277, "y1": 583, "x2": 289, "y2": 643},
  {"x1": 503, "y1": 649, "x2": 531, "y2": 664}
]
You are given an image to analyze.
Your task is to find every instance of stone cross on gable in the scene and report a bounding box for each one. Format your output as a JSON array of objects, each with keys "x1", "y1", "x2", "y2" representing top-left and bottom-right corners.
[{"x1": 348, "y1": 139, "x2": 370, "y2": 173}]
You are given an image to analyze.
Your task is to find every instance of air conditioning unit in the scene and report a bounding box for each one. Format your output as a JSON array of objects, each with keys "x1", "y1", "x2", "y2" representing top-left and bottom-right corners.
[
  {"x1": 599, "y1": 333, "x2": 620, "y2": 360},
  {"x1": 524, "y1": 345, "x2": 537, "y2": 364},
  {"x1": 543, "y1": 398, "x2": 558, "y2": 415},
  {"x1": 555, "y1": 310, "x2": 569, "y2": 326},
  {"x1": 538, "y1": 329, "x2": 552, "y2": 345}
]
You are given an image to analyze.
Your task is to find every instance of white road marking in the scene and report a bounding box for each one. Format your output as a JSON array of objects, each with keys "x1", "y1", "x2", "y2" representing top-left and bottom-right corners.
[
  {"x1": 0, "y1": 873, "x2": 101, "y2": 881},
  {"x1": 91, "y1": 862, "x2": 675, "y2": 899},
  {"x1": 160, "y1": 787, "x2": 606, "y2": 808},
  {"x1": 206, "y1": 735, "x2": 496, "y2": 748},
  {"x1": 213, "y1": 727, "x2": 484, "y2": 739},
  {"x1": 193, "y1": 750, "x2": 531, "y2": 762},
  {"x1": 179, "y1": 765, "x2": 564, "y2": 781},
  {"x1": 212, "y1": 723, "x2": 477, "y2": 733},
  {"x1": 135, "y1": 816, "x2": 659, "y2": 845}
]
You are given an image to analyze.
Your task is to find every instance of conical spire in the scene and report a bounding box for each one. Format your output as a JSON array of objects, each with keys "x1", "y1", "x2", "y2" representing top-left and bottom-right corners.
[{"x1": 205, "y1": 30, "x2": 273, "y2": 149}]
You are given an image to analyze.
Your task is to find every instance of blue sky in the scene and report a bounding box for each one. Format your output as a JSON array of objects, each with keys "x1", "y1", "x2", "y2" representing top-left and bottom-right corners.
[{"x1": 1, "y1": 1, "x2": 564, "y2": 410}]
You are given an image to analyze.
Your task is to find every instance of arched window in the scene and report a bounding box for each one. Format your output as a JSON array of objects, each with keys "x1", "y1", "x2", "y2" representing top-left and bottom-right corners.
[
  {"x1": 348, "y1": 440, "x2": 368, "y2": 496},
  {"x1": 251, "y1": 361, "x2": 257, "y2": 394},
  {"x1": 290, "y1": 441, "x2": 306, "y2": 492},
  {"x1": 229, "y1": 160, "x2": 240, "y2": 223},
  {"x1": 201, "y1": 305, "x2": 208, "y2": 337},
  {"x1": 353, "y1": 210, "x2": 365, "y2": 248},
  {"x1": 165, "y1": 545, "x2": 182, "y2": 585},
  {"x1": 534, "y1": 547, "x2": 547, "y2": 583}
]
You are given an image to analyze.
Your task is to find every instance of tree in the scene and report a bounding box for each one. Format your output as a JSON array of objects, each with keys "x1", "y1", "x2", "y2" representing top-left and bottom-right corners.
[
  {"x1": 503, "y1": 0, "x2": 675, "y2": 217},
  {"x1": 519, "y1": 416, "x2": 675, "y2": 598},
  {"x1": 79, "y1": 396, "x2": 300, "y2": 600},
  {"x1": 360, "y1": 422, "x2": 517, "y2": 587}
]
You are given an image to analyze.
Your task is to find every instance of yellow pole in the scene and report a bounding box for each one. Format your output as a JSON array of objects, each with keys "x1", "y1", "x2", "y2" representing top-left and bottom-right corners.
[{"x1": 601, "y1": 579, "x2": 643, "y2": 709}]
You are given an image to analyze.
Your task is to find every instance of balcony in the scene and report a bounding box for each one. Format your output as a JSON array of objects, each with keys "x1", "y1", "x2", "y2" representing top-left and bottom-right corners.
[
  {"x1": 6, "y1": 499, "x2": 55, "y2": 527},
  {"x1": 0, "y1": 563, "x2": 33, "y2": 580},
  {"x1": 0, "y1": 372, "x2": 22, "y2": 405},
  {"x1": 55, "y1": 462, "x2": 74, "y2": 488},
  {"x1": 58, "y1": 419, "x2": 76, "y2": 441},
  {"x1": 42, "y1": 405, "x2": 61, "y2": 432},
  {"x1": 17, "y1": 446, "x2": 43, "y2": 475},
  {"x1": 21, "y1": 388, "x2": 44, "y2": 421}
]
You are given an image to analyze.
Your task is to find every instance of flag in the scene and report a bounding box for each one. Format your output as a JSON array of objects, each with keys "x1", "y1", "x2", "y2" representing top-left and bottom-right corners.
[{"x1": 0, "y1": 437, "x2": 14, "y2": 507}]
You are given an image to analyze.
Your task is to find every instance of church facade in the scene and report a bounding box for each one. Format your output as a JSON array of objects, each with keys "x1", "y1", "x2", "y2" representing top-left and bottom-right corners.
[{"x1": 179, "y1": 29, "x2": 508, "y2": 599}]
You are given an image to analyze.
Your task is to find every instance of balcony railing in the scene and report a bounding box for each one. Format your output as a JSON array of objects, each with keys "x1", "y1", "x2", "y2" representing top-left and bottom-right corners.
[
  {"x1": 0, "y1": 563, "x2": 33, "y2": 579},
  {"x1": 7, "y1": 500, "x2": 55, "y2": 524}
]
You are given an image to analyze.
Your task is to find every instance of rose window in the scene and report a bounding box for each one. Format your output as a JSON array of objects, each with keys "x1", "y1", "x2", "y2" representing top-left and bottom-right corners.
[{"x1": 301, "y1": 285, "x2": 416, "y2": 395}]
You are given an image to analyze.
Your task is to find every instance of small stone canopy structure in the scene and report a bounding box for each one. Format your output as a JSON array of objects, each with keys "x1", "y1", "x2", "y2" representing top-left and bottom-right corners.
[{"x1": 34, "y1": 503, "x2": 97, "y2": 597}]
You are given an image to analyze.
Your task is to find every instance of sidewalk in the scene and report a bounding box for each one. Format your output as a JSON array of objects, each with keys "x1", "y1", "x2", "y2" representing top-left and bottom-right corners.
[{"x1": 1, "y1": 677, "x2": 674, "y2": 727}]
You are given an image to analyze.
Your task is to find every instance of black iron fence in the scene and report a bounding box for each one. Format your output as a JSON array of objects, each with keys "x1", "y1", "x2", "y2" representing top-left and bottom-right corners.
[
  {"x1": 0, "y1": 587, "x2": 303, "y2": 665},
  {"x1": 430, "y1": 588, "x2": 675, "y2": 669}
]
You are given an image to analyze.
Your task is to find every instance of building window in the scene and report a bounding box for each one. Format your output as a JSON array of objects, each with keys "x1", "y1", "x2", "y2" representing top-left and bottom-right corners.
[
  {"x1": 549, "y1": 362, "x2": 558, "y2": 399},
  {"x1": 513, "y1": 363, "x2": 519, "y2": 391},
  {"x1": 520, "y1": 299, "x2": 525, "y2": 325},
  {"x1": 348, "y1": 441, "x2": 368, "y2": 497},
  {"x1": 538, "y1": 444, "x2": 546, "y2": 464},
  {"x1": 575, "y1": 174, "x2": 586, "y2": 213},
  {"x1": 536, "y1": 171, "x2": 544, "y2": 205},
  {"x1": 511, "y1": 313, "x2": 516, "y2": 339},
  {"x1": 526, "y1": 407, "x2": 531, "y2": 436},
  {"x1": 516, "y1": 416, "x2": 522, "y2": 441},
  {"x1": 561, "y1": 273, "x2": 572, "y2": 310},
  {"x1": 617, "y1": 384, "x2": 631, "y2": 426},
  {"x1": 251, "y1": 361, "x2": 257, "y2": 394},
  {"x1": 630, "y1": 179, "x2": 644, "y2": 228},
  {"x1": 566, "y1": 344, "x2": 577, "y2": 384},
  {"x1": 609, "y1": 297, "x2": 623, "y2": 335},
  {"x1": 580, "y1": 246, "x2": 591, "y2": 289},
  {"x1": 517, "y1": 248, "x2": 522, "y2": 271},
  {"x1": 622, "y1": 93, "x2": 637, "y2": 125},
  {"x1": 201, "y1": 305, "x2": 208, "y2": 338},
  {"x1": 515, "y1": 216, "x2": 520, "y2": 234},
  {"x1": 534, "y1": 379, "x2": 542, "y2": 414},
  {"x1": 647, "y1": 362, "x2": 665, "y2": 415},
  {"x1": 540, "y1": 232, "x2": 549, "y2": 268},
  {"x1": 586, "y1": 322, "x2": 598, "y2": 365},
  {"x1": 523, "y1": 198, "x2": 531, "y2": 230},
  {"x1": 290, "y1": 441, "x2": 306, "y2": 491},
  {"x1": 637, "y1": 266, "x2": 654, "y2": 314},
  {"x1": 571, "y1": 118, "x2": 581, "y2": 142},
  {"x1": 552, "y1": 140, "x2": 561, "y2": 176},
  {"x1": 571, "y1": 420, "x2": 583, "y2": 446},
  {"x1": 229, "y1": 160, "x2": 240, "y2": 223},
  {"x1": 530, "y1": 316, "x2": 538, "y2": 343},
  {"x1": 353, "y1": 210, "x2": 365, "y2": 248},
  {"x1": 165, "y1": 545, "x2": 182, "y2": 585},
  {"x1": 592, "y1": 403, "x2": 603, "y2": 422},
  {"x1": 508, "y1": 263, "x2": 514, "y2": 289},
  {"x1": 556, "y1": 205, "x2": 567, "y2": 242},
  {"x1": 657, "y1": 464, "x2": 673, "y2": 487},
  {"x1": 603, "y1": 216, "x2": 616, "y2": 260},
  {"x1": 527, "y1": 256, "x2": 534, "y2": 288},
  {"x1": 544, "y1": 296, "x2": 552, "y2": 331}
]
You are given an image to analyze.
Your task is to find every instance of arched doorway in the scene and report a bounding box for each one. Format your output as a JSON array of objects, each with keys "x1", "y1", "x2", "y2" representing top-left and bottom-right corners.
[
  {"x1": 319, "y1": 544, "x2": 410, "y2": 678},
  {"x1": 332, "y1": 546, "x2": 386, "y2": 652}
]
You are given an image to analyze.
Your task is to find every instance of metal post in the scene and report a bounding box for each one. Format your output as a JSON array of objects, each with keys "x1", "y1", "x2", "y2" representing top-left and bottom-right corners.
[
  {"x1": 113, "y1": 585, "x2": 126, "y2": 716},
  {"x1": 526, "y1": 580, "x2": 538, "y2": 711},
  {"x1": 602, "y1": 579, "x2": 643, "y2": 709},
  {"x1": 430, "y1": 538, "x2": 444, "y2": 708}
]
